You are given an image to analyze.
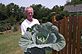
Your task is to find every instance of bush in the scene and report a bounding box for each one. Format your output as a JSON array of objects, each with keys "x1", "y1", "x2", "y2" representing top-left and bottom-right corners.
[
  {"x1": 11, "y1": 25, "x2": 18, "y2": 32},
  {"x1": 0, "y1": 26, "x2": 6, "y2": 32}
]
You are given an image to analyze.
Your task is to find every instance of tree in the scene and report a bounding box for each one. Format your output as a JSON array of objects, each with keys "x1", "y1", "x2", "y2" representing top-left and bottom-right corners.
[
  {"x1": 0, "y1": 3, "x2": 25, "y2": 31},
  {"x1": 6, "y1": 3, "x2": 24, "y2": 24},
  {"x1": 0, "y1": 3, "x2": 7, "y2": 20},
  {"x1": 31, "y1": 4, "x2": 51, "y2": 22},
  {"x1": 51, "y1": 5, "x2": 64, "y2": 14}
]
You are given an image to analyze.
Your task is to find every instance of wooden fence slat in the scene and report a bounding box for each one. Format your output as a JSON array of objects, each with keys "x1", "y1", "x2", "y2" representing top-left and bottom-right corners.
[
  {"x1": 79, "y1": 16, "x2": 82, "y2": 54},
  {"x1": 72, "y1": 16, "x2": 77, "y2": 54},
  {"x1": 59, "y1": 18, "x2": 65, "y2": 54},
  {"x1": 64, "y1": 17, "x2": 69, "y2": 54},
  {"x1": 68, "y1": 16, "x2": 73, "y2": 54},
  {"x1": 60, "y1": 17, "x2": 68, "y2": 54},
  {"x1": 76, "y1": 16, "x2": 81, "y2": 54}
]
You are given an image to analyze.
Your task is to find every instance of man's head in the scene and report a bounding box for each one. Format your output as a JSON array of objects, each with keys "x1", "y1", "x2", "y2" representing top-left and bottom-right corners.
[{"x1": 25, "y1": 7, "x2": 34, "y2": 21}]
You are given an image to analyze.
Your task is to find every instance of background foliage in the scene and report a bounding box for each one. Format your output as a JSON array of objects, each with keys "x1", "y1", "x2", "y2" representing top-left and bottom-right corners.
[
  {"x1": 0, "y1": 0, "x2": 82, "y2": 32},
  {"x1": 0, "y1": 3, "x2": 64, "y2": 32}
]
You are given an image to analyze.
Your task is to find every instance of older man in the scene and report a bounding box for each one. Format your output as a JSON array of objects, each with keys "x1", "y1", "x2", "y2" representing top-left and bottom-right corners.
[
  {"x1": 21, "y1": 7, "x2": 40, "y2": 35},
  {"x1": 19, "y1": 7, "x2": 46, "y2": 54}
]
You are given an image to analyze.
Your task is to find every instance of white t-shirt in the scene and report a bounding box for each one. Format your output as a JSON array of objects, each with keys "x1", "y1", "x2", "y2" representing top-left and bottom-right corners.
[{"x1": 21, "y1": 18, "x2": 40, "y2": 35}]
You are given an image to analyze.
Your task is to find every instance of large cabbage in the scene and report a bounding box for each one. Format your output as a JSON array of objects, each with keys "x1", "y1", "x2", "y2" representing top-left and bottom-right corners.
[
  {"x1": 32, "y1": 22, "x2": 60, "y2": 44},
  {"x1": 19, "y1": 22, "x2": 66, "y2": 52}
]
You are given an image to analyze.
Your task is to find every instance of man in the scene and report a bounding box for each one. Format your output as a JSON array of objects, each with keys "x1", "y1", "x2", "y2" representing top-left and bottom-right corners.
[
  {"x1": 21, "y1": 7, "x2": 40, "y2": 35},
  {"x1": 19, "y1": 7, "x2": 45, "y2": 54},
  {"x1": 19, "y1": 7, "x2": 66, "y2": 54}
]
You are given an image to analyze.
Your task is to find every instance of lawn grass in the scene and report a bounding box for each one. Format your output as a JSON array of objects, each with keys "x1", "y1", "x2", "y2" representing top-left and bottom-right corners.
[
  {"x1": 0, "y1": 31, "x2": 23, "y2": 54},
  {"x1": 0, "y1": 31, "x2": 52, "y2": 54}
]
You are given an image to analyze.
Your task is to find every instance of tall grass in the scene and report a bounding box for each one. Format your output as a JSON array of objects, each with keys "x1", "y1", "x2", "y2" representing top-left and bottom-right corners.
[
  {"x1": 0, "y1": 32, "x2": 23, "y2": 54},
  {"x1": 0, "y1": 31, "x2": 52, "y2": 54}
]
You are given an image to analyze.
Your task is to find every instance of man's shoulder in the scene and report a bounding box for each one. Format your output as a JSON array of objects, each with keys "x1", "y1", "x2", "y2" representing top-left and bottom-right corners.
[{"x1": 33, "y1": 18, "x2": 40, "y2": 24}]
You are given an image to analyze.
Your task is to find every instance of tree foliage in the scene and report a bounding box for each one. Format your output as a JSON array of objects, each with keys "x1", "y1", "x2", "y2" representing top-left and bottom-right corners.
[
  {"x1": 31, "y1": 4, "x2": 51, "y2": 19},
  {"x1": 0, "y1": 3, "x2": 25, "y2": 32},
  {"x1": 0, "y1": 3, "x2": 64, "y2": 32}
]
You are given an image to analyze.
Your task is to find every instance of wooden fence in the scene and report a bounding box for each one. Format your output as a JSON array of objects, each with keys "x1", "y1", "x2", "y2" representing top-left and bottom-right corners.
[{"x1": 52, "y1": 16, "x2": 82, "y2": 54}]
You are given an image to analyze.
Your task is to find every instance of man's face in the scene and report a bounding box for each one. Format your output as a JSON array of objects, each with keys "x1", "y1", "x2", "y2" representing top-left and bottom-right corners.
[{"x1": 25, "y1": 8, "x2": 33, "y2": 20}]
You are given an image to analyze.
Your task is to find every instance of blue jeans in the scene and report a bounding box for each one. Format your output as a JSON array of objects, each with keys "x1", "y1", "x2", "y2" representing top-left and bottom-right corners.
[{"x1": 24, "y1": 47, "x2": 45, "y2": 54}]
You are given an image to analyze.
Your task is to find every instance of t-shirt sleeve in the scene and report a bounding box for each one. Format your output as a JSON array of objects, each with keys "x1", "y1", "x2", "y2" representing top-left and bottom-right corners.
[{"x1": 36, "y1": 19, "x2": 40, "y2": 25}]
